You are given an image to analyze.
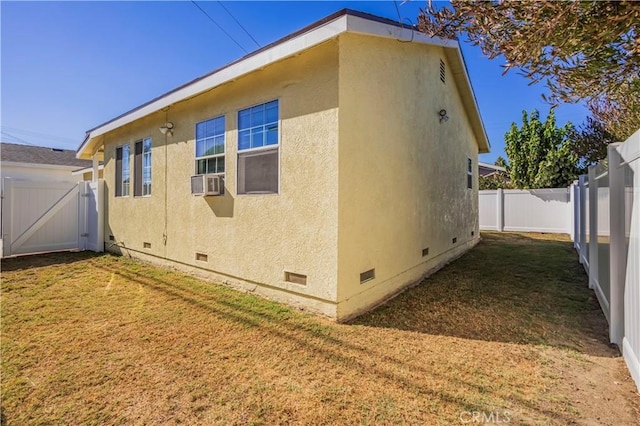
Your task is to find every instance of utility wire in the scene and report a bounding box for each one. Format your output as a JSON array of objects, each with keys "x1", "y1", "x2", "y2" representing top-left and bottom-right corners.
[
  {"x1": 0, "y1": 131, "x2": 38, "y2": 146},
  {"x1": 217, "y1": 1, "x2": 261, "y2": 49},
  {"x1": 2, "y1": 125, "x2": 78, "y2": 145},
  {"x1": 393, "y1": 0, "x2": 415, "y2": 43},
  {"x1": 191, "y1": 0, "x2": 248, "y2": 54}
]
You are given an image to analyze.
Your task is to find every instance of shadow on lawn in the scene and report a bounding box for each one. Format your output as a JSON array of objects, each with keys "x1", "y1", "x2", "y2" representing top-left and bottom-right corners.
[
  {"x1": 1, "y1": 233, "x2": 620, "y2": 423},
  {"x1": 1, "y1": 250, "x2": 103, "y2": 272},
  {"x1": 82, "y1": 258, "x2": 580, "y2": 424},
  {"x1": 352, "y1": 232, "x2": 617, "y2": 358}
]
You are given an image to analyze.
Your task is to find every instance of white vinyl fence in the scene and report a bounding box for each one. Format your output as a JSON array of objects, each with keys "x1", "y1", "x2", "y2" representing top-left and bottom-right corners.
[
  {"x1": 479, "y1": 188, "x2": 573, "y2": 234},
  {"x1": 574, "y1": 130, "x2": 640, "y2": 392},
  {"x1": 479, "y1": 129, "x2": 640, "y2": 391},
  {"x1": 1, "y1": 179, "x2": 104, "y2": 257}
]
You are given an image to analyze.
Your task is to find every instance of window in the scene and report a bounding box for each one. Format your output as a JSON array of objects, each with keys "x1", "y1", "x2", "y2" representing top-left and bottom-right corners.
[
  {"x1": 134, "y1": 138, "x2": 152, "y2": 196},
  {"x1": 467, "y1": 157, "x2": 473, "y2": 189},
  {"x1": 237, "y1": 100, "x2": 279, "y2": 194},
  {"x1": 115, "y1": 145, "x2": 130, "y2": 197},
  {"x1": 195, "y1": 116, "x2": 225, "y2": 174}
]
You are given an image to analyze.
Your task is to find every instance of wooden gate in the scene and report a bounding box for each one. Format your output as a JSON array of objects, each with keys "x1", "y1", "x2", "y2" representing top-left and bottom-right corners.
[{"x1": 1, "y1": 179, "x2": 103, "y2": 257}]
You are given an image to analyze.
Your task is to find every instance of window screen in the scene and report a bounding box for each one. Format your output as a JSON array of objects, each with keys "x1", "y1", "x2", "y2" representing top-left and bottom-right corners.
[
  {"x1": 134, "y1": 138, "x2": 152, "y2": 196},
  {"x1": 115, "y1": 145, "x2": 130, "y2": 197},
  {"x1": 237, "y1": 149, "x2": 278, "y2": 194},
  {"x1": 237, "y1": 100, "x2": 279, "y2": 194}
]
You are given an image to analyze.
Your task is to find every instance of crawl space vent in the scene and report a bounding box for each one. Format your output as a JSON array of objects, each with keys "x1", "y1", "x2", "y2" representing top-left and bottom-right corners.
[{"x1": 360, "y1": 268, "x2": 375, "y2": 284}]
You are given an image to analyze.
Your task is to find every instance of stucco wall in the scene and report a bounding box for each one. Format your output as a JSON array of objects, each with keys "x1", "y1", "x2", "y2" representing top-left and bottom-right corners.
[
  {"x1": 99, "y1": 33, "x2": 484, "y2": 321},
  {"x1": 102, "y1": 40, "x2": 340, "y2": 316},
  {"x1": 336, "y1": 33, "x2": 480, "y2": 320}
]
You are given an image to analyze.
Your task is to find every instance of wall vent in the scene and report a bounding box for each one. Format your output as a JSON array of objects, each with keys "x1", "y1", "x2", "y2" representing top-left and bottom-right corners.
[
  {"x1": 143, "y1": 242, "x2": 151, "y2": 249},
  {"x1": 452, "y1": 237, "x2": 457, "y2": 244},
  {"x1": 196, "y1": 252, "x2": 208, "y2": 262},
  {"x1": 360, "y1": 268, "x2": 375, "y2": 284},
  {"x1": 439, "y1": 59, "x2": 446, "y2": 84},
  {"x1": 422, "y1": 247, "x2": 429, "y2": 257},
  {"x1": 285, "y1": 271, "x2": 307, "y2": 286},
  {"x1": 109, "y1": 235, "x2": 115, "y2": 241},
  {"x1": 471, "y1": 231, "x2": 475, "y2": 237}
]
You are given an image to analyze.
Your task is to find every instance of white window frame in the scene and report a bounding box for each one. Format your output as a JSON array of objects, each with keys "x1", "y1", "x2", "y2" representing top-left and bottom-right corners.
[
  {"x1": 142, "y1": 138, "x2": 152, "y2": 196},
  {"x1": 195, "y1": 115, "x2": 226, "y2": 176},
  {"x1": 237, "y1": 99, "x2": 280, "y2": 195},
  {"x1": 117, "y1": 144, "x2": 130, "y2": 197}
]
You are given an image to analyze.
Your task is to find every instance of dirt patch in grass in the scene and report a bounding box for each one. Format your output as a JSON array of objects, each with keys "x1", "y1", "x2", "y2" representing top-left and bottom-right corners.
[{"x1": 2, "y1": 232, "x2": 638, "y2": 425}]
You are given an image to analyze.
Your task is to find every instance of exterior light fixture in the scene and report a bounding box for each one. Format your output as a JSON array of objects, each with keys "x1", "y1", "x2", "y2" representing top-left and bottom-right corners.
[
  {"x1": 159, "y1": 122, "x2": 174, "y2": 135},
  {"x1": 439, "y1": 109, "x2": 449, "y2": 123}
]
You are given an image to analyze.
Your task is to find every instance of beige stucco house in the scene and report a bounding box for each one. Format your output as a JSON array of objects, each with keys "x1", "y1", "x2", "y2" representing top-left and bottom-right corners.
[{"x1": 77, "y1": 9, "x2": 490, "y2": 321}]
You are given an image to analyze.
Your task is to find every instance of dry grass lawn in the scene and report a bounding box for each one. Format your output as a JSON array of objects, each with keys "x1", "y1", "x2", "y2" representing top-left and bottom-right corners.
[{"x1": 1, "y1": 232, "x2": 638, "y2": 425}]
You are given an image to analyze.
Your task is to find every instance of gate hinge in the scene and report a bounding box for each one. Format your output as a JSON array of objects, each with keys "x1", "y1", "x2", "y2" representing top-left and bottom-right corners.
[
  {"x1": 80, "y1": 233, "x2": 89, "y2": 237},
  {"x1": 80, "y1": 194, "x2": 90, "y2": 197}
]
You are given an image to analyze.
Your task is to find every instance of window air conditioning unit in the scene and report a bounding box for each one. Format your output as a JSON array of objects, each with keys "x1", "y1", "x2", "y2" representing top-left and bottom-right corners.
[{"x1": 191, "y1": 174, "x2": 222, "y2": 196}]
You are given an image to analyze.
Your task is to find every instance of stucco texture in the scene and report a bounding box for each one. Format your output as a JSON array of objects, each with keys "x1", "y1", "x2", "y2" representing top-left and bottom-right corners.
[
  {"x1": 100, "y1": 33, "x2": 482, "y2": 320},
  {"x1": 335, "y1": 33, "x2": 480, "y2": 319},
  {"x1": 103, "y1": 40, "x2": 340, "y2": 315}
]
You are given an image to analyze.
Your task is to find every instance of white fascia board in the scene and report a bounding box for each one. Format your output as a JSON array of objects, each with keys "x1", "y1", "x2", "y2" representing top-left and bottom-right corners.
[
  {"x1": 446, "y1": 47, "x2": 491, "y2": 152},
  {"x1": 0, "y1": 161, "x2": 79, "y2": 171},
  {"x1": 79, "y1": 15, "x2": 349, "y2": 157},
  {"x1": 345, "y1": 14, "x2": 458, "y2": 49},
  {"x1": 79, "y1": 11, "x2": 488, "y2": 157}
]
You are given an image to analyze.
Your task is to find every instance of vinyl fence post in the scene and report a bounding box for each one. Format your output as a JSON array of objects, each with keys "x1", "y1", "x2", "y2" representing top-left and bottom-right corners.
[
  {"x1": 588, "y1": 166, "x2": 598, "y2": 290},
  {"x1": 1, "y1": 178, "x2": 12, "y2": 257},
  {"x1": 608, "y1": 143, "x2": 624, "y2": 345},
  {"x1": 496, "y1": 188, "x2": 504, "y2": 232},
  {"x1": 579, "y1": 175, "x2": 588, "y2": 267},
  {"x1": 569, "y1": 183, "x2": 575, "y2": 242}
]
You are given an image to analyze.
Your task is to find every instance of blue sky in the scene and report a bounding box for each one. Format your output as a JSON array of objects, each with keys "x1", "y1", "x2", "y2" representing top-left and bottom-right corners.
[{"x1": 1, "y1": 1, "x2": 589, "y2": 164}]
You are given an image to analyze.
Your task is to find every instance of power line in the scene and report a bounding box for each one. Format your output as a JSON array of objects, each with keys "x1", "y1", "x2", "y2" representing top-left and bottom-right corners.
[
  {"x1": 190, "y1": 0, "x2": 248, "y2": 54},
  {"x1": 2, "y1": 126, "x2": 78, "y2": 145},
  {"x1": 393, "y1": 0, "x2": 415, "y2": 43},
  {"x1": 0, "y1": 131, "x2": 38, "y2": 146},
  {"x1": 217, "y1": 1, "x2": 261, "y2": 49}
]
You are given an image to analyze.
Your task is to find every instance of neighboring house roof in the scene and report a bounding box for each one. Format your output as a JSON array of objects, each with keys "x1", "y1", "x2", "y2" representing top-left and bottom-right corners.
[
  {"x1": 478, "y1": 162, "x2": 507, "y2": 177},
  {"x1": 2, "y1": 142, "x2": 93, "y2": 169},
  {"x1": 478, "y1": 161, "x2": 507, "y2": 177},
  {"x1": 77, "y1": 8, "x2": 490, "y2": 159}
]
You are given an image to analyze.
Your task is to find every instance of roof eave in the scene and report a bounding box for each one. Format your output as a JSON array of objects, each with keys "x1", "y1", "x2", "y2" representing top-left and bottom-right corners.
[
  {"x1": 443, "y1": 48, "x2": 490, "y2": 154},
  {"x1": 77, "y1": 9, "x2": 490, "y2": 157},
  {"x1": 77, "y1": 11, "x2": 353, "y2": 159}
]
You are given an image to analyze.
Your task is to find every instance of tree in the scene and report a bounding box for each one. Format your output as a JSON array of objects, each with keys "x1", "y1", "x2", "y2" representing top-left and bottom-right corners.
[
  {"x1": 504, "y1": 109, "x2": 579, "y2": 188},
  {"x1": 567, "y1": 116, "x2": 618, "y2": 169},
  {"x1": 494, "y1": 156, "x2": 508, "y2": 169},
  {"x1": 479, "y1": 172, "x2": 512, "y2": 190},
  {"x1": 417, "y1": 1, "x2": 640, "y2": 140}
]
